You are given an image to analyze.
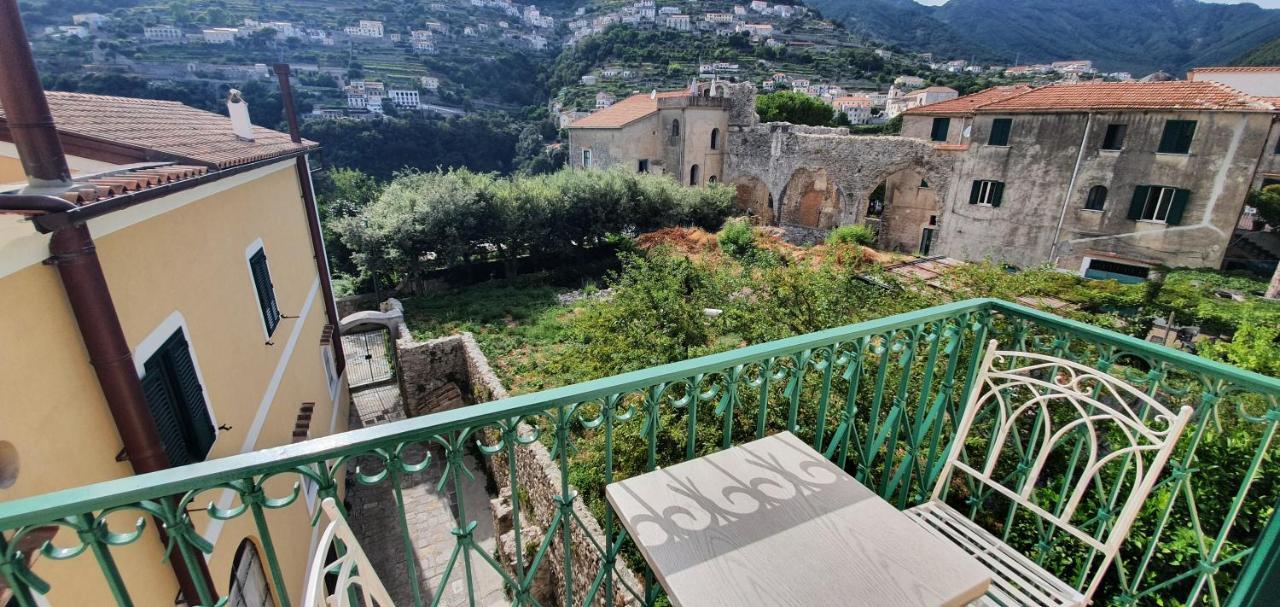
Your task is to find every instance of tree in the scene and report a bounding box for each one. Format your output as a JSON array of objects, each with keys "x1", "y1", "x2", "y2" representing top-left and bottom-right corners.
[
  {"x1": 756, "y1": 91, "x2": 837, "y2": 127},
  {"x1": 1246, "y1": 186, "x2": 1280, "y2": 298}
]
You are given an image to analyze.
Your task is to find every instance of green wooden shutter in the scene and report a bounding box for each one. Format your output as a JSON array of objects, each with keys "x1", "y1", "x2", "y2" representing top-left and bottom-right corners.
[
  {"x1": 165, "y1": 333, "x2": 215, "y2": 461},
  {"x1": 989, "y1": 118, "x2": 1012, "y2": 146},
  {"x1": 931, "y1": 118, "x2": 950, "y2": 142},
  {"x1": 969, "y1": 181, "x2": 981, "y2": 204},
  {"x1": 1128, "y1": 186, "x2": 1150, "y2": 220},
  {"x1": 250, "y1": 249, "x2": 281, "y2": 336},
  {"x1": 1166, "y1": 189, "x2": 1190, "y2": 225},
  {"x1": 141, "y1": 358, "x2": 189, "y2": 467},
  {"x1": 990, "y1": 181, "x2": 1005, "y2": 207},
  {"x1": 1159, "y1": 120, "x2": 1196, "y2": 154}
]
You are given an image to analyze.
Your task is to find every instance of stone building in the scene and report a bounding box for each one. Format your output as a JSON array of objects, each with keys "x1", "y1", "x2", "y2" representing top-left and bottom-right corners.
[
  {"x1": 899, "y1": 81, "x2": 1277, "y2": 279},
  {"x1": 573, "y1": 79, "x2": 1280, "y2": 281},
  {"x1": 567, "y1": 84, "x2": 734, "y2": 185}
]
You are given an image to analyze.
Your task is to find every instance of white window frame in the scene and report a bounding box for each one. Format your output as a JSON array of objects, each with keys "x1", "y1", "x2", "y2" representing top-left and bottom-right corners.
[
  {"x1": 975, "y1": 180, "x2": 997, "y2": 206},
  {"x1": 321, "y1": 343, "x2": 340, "y2": 403},
  {"x1": 244, "y1": 238, "x2": 277, "y2": 340},
  {"x1": 1141, "y1": 187, "x2": 1176, "y2": 223},
  {"x1": 133, "y1": 310, "x2": 221, "y2": 442}
]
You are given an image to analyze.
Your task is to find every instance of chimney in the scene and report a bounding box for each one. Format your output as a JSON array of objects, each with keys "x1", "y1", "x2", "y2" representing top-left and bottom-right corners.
[{"x1": 226, "y1": 89, "x2": 255, "y2": 141}]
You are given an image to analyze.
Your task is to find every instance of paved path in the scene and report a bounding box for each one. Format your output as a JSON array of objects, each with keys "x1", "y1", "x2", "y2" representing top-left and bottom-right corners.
[{"x1": 345, "y1": 361, "x2": 509, "y2": 606}]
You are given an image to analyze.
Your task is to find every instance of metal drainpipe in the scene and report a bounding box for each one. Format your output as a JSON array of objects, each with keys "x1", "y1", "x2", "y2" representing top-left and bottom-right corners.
[
  {"x1": 1048, "y1": 112, "x2": 1094, "y2": 266},
  {"x1": 0, "y1": 0, "x2": 215, "y2": 602},
  {"x1": 274, "y1": 63, "x2": 348, "y2": 376}
]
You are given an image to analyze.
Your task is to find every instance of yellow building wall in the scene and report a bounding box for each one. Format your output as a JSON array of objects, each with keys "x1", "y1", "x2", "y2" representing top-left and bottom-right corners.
[
  {"x1": 0, "y1": 160, "x2": 351, "y2": 606},
  {"x1": 0, "y1": 154, "x2": 25, "y2": 184}
]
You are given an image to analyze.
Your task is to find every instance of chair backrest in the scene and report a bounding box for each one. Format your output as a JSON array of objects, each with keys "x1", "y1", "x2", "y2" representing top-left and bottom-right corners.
[
  {"x1": 932, "y1": 340, "x2": 1194, "y2": 599},
  {"x1": 304, "y1": 497, "x2": 395, "y2": 607}
]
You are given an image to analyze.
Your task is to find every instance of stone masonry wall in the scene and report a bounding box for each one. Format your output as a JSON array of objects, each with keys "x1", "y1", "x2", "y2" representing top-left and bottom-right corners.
[{"x1": 390, "y1": 308, "x2": 644, "y2": 606}]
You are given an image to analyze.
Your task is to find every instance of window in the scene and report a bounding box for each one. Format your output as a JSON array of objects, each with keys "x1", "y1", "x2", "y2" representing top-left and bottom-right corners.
[
  {"x1": 988, "y1": 118, "x2": 1012, "y2": 146},
  {"x1": 227, "y1": 540, "x2": 277, "y2": 607},
  {"x1": 581, "y1": 149, "x2": 592, "y2": 168},
  {"x1": 637, "y1": 159, "x2": 649, "y2": 173},
  {"x1": 1128, "y1": 185, "x2": 1189, "y2": 224},
  {"x1": 1274, "y1": 135, "x2": 1280, "y2": 155},
  {"x1": 710, "y1": 128, "x2": 720, "y2": 150},
  {"x1": 1158, "y1": 120, "x2": 1197, "y2": 154},
  {"x1": 671, "y1": 119, "x2": 681, "y2": 137},
  {"x1": 689, "y1": 164, "x2": 700, "y2": 186},
  {"x1": 930, "y1": 117, "x2": 950, "y2": 142},
  {"x1": 920, "y1": 179, "x2": 930, "y2": 188},
  {"x1": 968, "y1": 180, "x2": 1005, "y2": 207},
  {"x1": 1084, "y1": 185, "x2": 1108, "y2": 211},
  {"x1": 708, "y1": 175, "x2": 717, "y2": 184},
  {"x1": 1084, "y1": 259, "x2": 1150, "y2": 284},
  {"x1": 141, "y1": 330, "x2": 215, "y2": 467},
  {"x1": 1101, "y1": 124, "x2": 1127, "y2": 150},
  {"x1": 247, "y1": 247, "x2": 281, "y2": 337}
]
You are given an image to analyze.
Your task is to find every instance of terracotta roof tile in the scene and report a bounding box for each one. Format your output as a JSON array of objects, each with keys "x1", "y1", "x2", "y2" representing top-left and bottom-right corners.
[
  {"x1": 0, "y1": 91, "x2": 316, "y2": 169},
  {"x1": 55, "y1": 164, "x2": 210, "y2": 204},
  {"x1": 904, "y1": 85, "x2": 1034, "y2": 116},
  {"x1": 569, "y1": 91, "x2": 688, "y2": 128},
  {"x1": 1190, "y1": 66, "x2": 1280, "y2": 74},
  {"x1": 909, "y1": 81, "x2": 1274, "y2": 116}
]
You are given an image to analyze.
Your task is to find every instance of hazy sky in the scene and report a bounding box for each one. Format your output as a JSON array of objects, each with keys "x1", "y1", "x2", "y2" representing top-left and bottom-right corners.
[{"x1": 914, "y1": 0, "x2": 1280, "y2": 6}]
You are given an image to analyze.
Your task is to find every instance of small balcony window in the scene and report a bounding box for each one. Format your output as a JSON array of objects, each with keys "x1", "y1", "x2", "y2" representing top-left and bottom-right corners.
[
  {"x1": 968, "y1": 179, "x2": 1004, "y2": 207},
  {"x1": 1157, "y1": 120, "x2": 1196, "y2": 155}
]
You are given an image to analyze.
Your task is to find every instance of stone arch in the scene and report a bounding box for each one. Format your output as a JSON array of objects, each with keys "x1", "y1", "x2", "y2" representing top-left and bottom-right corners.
[
  {"x1": 689, "y1": 164, "x2": 700, "y2": 186},
  {"x1": 339, "y1": 308, "x2": 403, "y2": 338},
  {"x1": 780, "y1": 168, "x2": 838, "y2": 229},
  {"x1": 733, "y1": 176, "x2": 773, "y2": 225},
  {"x1": 866, "y1": 165, "x2": 944, "y2": 254}
]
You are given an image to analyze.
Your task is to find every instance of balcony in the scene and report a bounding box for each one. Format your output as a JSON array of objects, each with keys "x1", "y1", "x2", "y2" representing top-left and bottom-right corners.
[{"x1": 1, "y1": 298, "x2": 1277, "y2": 606}]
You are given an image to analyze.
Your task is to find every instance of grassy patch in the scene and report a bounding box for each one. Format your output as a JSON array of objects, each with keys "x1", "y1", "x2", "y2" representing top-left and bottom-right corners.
[{"x1": 399, "y1": 274, "x2": 592, "y2": 394}]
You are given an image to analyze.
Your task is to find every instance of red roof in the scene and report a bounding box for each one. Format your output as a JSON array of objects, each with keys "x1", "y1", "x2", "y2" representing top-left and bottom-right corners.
[
  {"x1": 906, "y1": 81, "x2": 1274, "y2": 116},
  {"x1": 904, "y1": 85, "x2": 1033, "y2": 116},
  {"x1": 1189, "y1": 66, "x2": 1280, "y2": 74},
  {"x1": 569, "y1": 91, "x2": 688, "y2": 128},
  {"x1": 0, "y1": 91, "x2": 316, "y2": 169}
]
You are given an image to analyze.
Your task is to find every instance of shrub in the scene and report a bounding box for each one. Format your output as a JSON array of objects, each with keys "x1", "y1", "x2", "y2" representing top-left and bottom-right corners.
[
  {"x1": 717, "y1": 218, "x2": 757, "y2": 260},
  {"x1": 826, "y1": 224, "x2": 877, "y2": 246}
]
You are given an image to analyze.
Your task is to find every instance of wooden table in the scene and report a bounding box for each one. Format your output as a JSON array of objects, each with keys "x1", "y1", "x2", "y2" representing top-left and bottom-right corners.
[{"x1": 606, "y1": 432, "x2": 992, "y2": 607}]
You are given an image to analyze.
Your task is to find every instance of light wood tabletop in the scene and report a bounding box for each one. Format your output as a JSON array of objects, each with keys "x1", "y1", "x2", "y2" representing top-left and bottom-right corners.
[{"x1": 605, "y1": 432, "x2": 992, "y2": 607}]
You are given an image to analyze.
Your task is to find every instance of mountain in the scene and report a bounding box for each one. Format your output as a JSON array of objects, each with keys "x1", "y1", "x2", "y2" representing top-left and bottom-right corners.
[
  {"x1": 805, "y1": 0, "x2": 1280, "y2": 74},
  {"x1": 1235, "y1": 36, "x2": 1280, "y2": 66}
]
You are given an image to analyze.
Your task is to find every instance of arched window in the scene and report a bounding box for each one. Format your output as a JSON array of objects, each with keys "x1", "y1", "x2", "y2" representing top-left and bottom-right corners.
[
  {"x1": 1085, "y1": 185, "x2": 1108, "y2": 211},
  {"x1": 227, "y1": 540, "x2": 276, "y2": 607},
  {"x1": 671, "y1": 119, "x2": 681, "y2": 137},
  {"x1": 689, "y1": 164, "x2": 700, "y2": 186},
  {"x1": 708, "y1": 175, "x2": 718, "y2": 184},
  {"x1": 710, "y1": 128, "x2": 720, "y2": 150}
]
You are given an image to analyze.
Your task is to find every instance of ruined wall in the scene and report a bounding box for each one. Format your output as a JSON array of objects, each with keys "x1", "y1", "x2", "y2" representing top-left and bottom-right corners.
[{"x1": 723, "y1": 122, "x2": 952, "y2": 239}]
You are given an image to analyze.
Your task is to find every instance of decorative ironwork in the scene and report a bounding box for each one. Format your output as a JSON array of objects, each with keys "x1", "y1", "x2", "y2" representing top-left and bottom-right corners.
[{"x1": 0, "y1": 299, "x2": 1276, "y2": 607}]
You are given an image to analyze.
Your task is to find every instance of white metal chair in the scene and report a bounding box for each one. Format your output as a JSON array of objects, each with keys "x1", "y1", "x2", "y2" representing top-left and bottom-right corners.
[
  {"x1": 904, "y1": 340, "x2": 1194, "y2": 606},
  {"x1": 304, "y1": 497, "x2": 395, "y2": 607}
]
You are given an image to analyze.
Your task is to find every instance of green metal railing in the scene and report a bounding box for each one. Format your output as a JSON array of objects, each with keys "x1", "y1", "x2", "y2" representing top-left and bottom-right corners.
[{"x1": 0, "y1": 299, "x2": 1277, "y2": 606}]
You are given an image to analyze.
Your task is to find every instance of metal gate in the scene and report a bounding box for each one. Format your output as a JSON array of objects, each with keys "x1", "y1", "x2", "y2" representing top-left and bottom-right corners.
[{"x1": 342, "y1": 329, "x2": 394, "y2": 388}]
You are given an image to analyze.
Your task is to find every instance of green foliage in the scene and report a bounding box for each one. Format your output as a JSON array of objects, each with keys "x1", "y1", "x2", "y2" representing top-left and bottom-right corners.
[
  {"x1": 334, "y1": 167, "x2": 736, "y2": 285},
  {"x1": 1200, "y1": 318, "x2": 1280, "y2": 376},
  {"x1": 717, "y1": 218, "x2": 757, "y2": 260},
  {"x1": 756, "y1": 91, "x2": 838, "y2": 127},
  {"x1": 826, "y1": 224, "x2": 877, "y2": 246},
  {"x1": 301, "y1": 113, "x2": 524, "y2": 180},
  {"x1": 1247, "y1": 184, "x2": 1280, "y2": 229}
]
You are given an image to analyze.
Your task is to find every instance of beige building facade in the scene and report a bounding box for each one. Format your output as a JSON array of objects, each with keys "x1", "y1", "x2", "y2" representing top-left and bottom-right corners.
[
  {"x1": 0, "y1": 92, "x2": 350, "y2": 606},
  {"x1": 568, "y1": 86, "x2": 731, "y2": 186}
]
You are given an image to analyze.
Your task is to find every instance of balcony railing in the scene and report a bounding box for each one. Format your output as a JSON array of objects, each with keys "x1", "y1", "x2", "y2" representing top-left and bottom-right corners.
[{"x1": 1, "y1": 298, "x2": 1277, "y2": 606}]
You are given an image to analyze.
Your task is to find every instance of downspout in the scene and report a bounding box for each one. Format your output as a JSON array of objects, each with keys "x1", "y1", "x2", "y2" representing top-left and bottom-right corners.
[
  {"x1": 273, "y1": 64, "x2": 347, "y2": 376},
  {"x1": 0, "y1": 0, "x2": 215, "y2": 602},
  {"x1": 1048, "y1": 112, "x2": 1093, "y2": 266}
]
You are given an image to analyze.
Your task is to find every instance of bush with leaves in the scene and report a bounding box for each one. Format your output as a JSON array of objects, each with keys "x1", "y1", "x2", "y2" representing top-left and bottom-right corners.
[
  {"x1": 826, "y1": 224, "x2": 877, "y2": 246},
  {"x1": 717, "y1": 218, "x2": 758, "y2": 260},
  {"x1": 333, "y1": 167, "x2": 736, "y2": 287},
  {"x1": 756, "y1": 91, "x2": 839, "y2": 127}
]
